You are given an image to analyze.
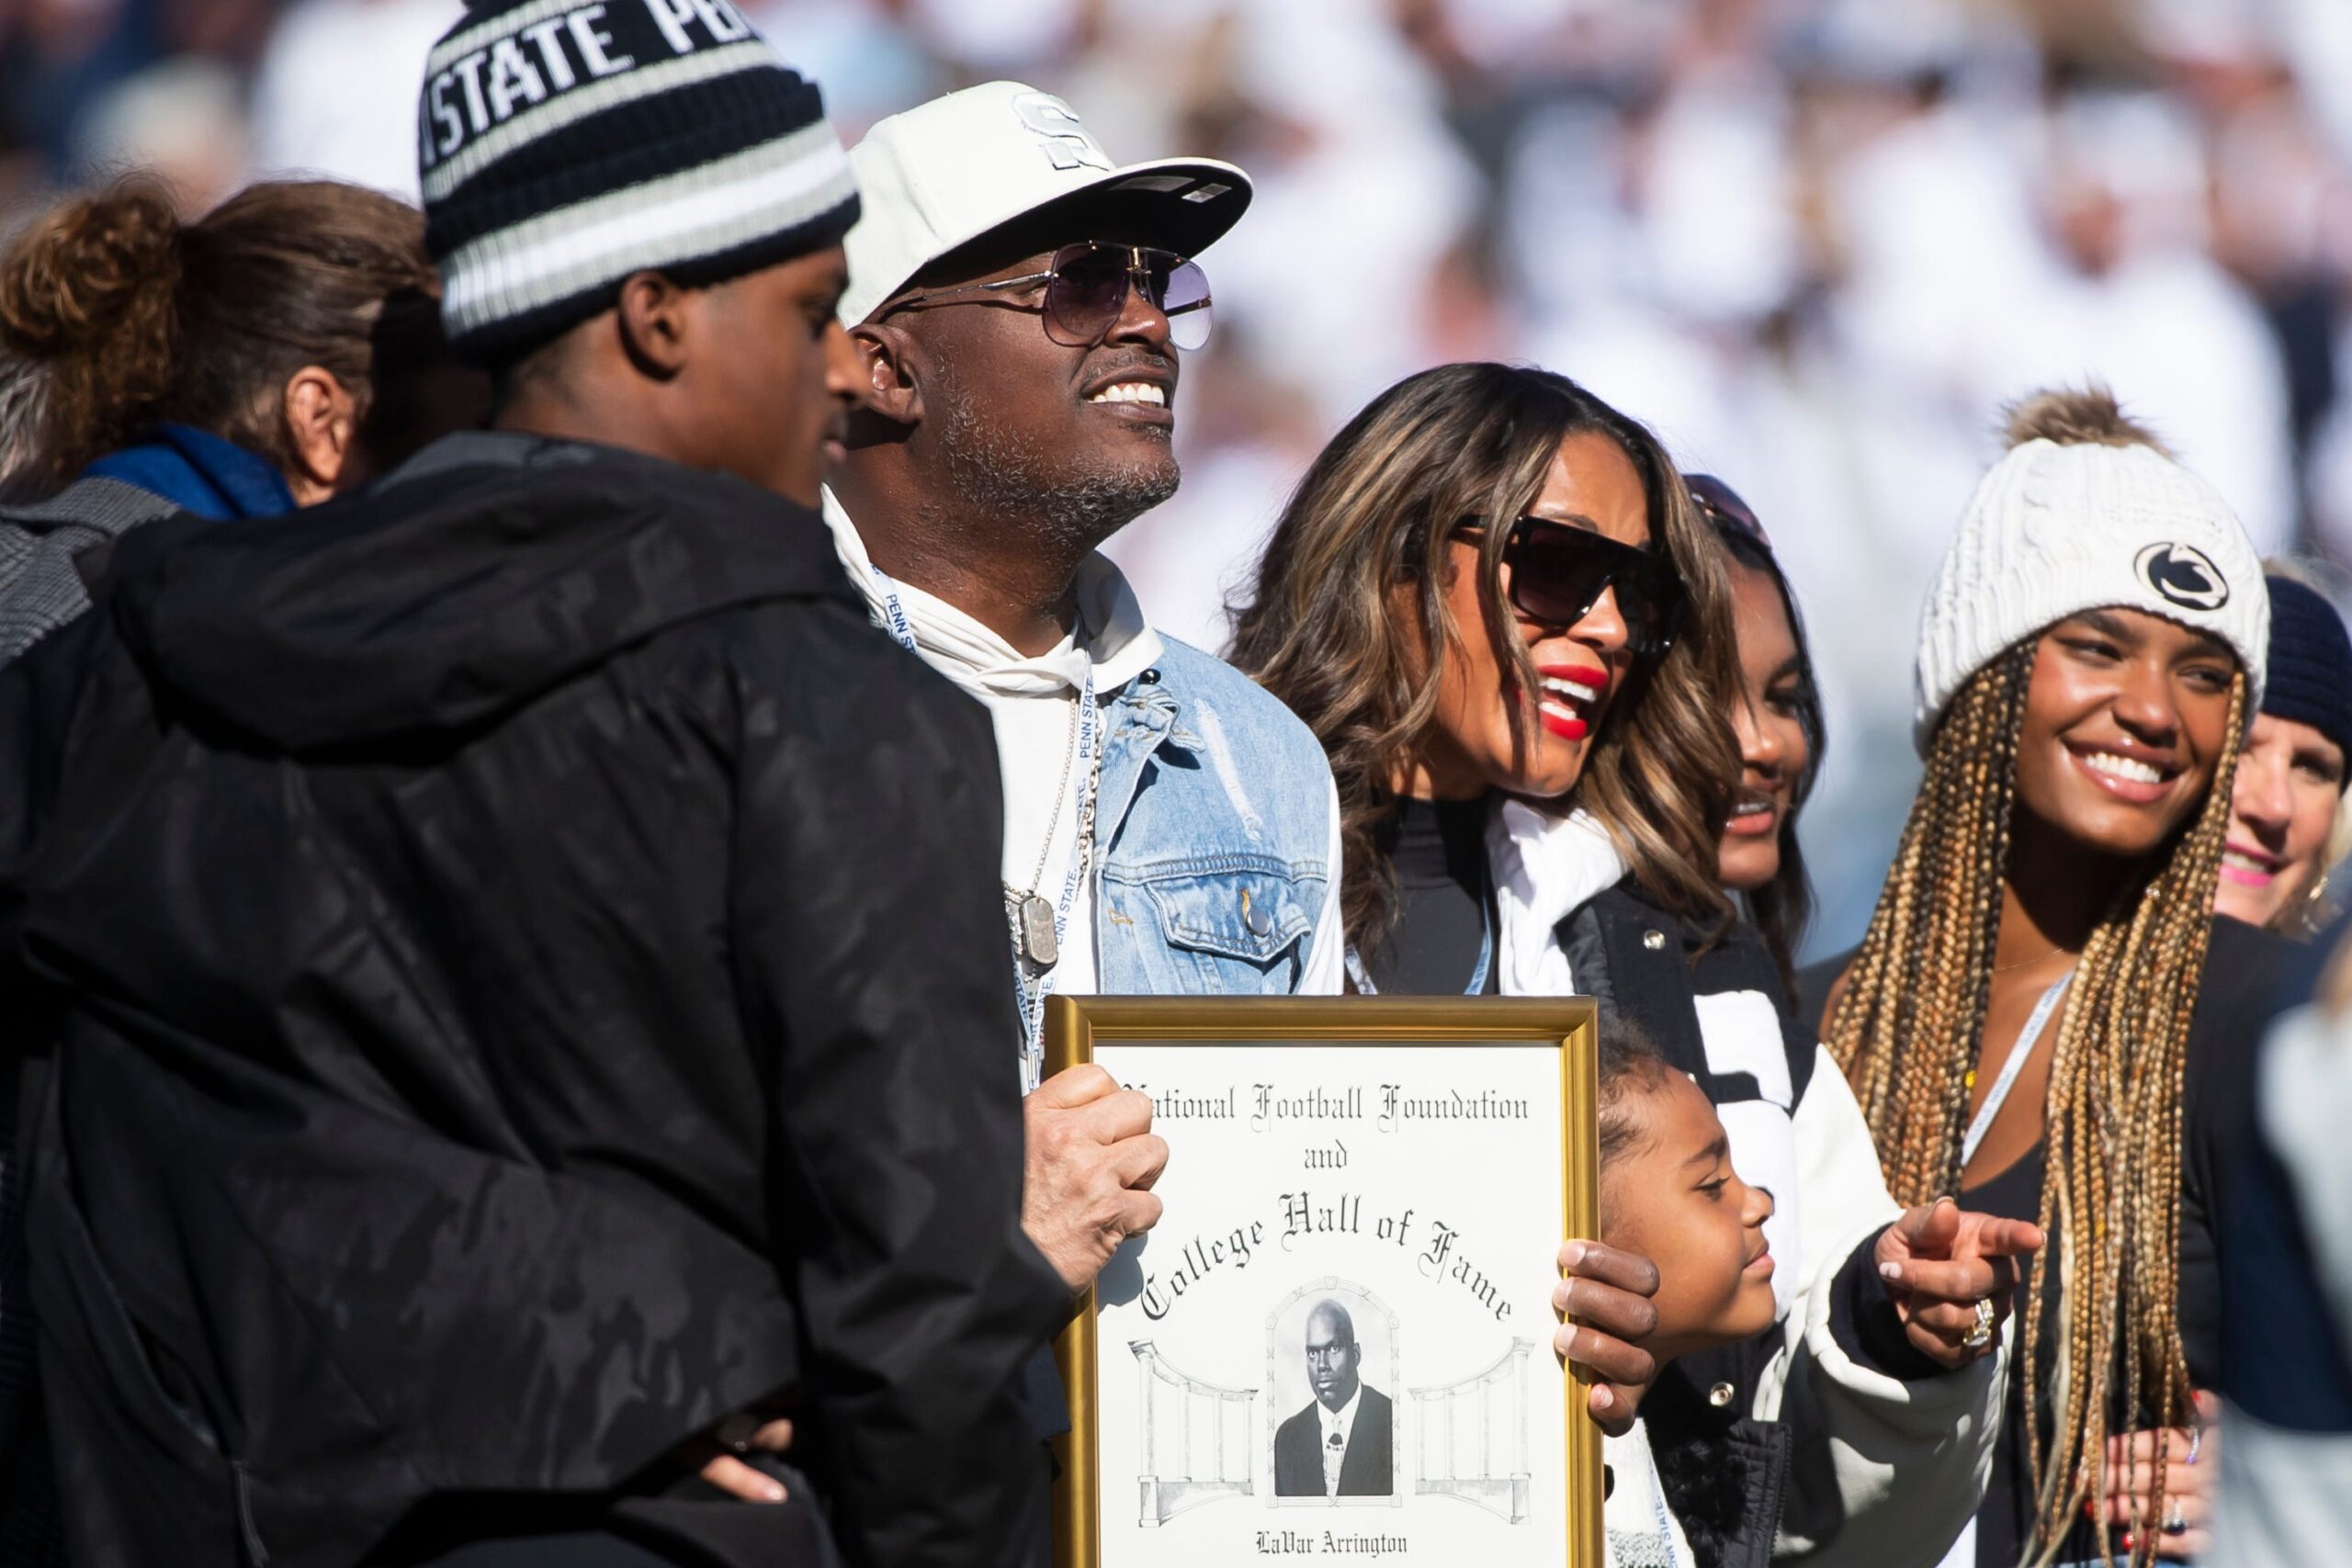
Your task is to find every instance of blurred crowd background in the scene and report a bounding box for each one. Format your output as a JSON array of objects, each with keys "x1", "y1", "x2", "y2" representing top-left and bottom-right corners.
[{"x1": 8, "y1": 0, "x2": 2352, "y2": 959}]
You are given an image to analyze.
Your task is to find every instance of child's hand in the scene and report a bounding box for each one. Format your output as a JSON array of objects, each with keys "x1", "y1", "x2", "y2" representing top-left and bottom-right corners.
[
  {"x1": 1553, "y1": 1238, "x2": 1661, "y2": 1435},
  {"x1": 1872, "y1": 1197, "x2": 2044, "y2": 1369}
]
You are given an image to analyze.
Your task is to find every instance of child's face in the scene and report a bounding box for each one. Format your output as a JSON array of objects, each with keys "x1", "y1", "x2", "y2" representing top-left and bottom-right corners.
[{"x1": 1600, "y1": 1070, "x2": 1779, "y2": 1363}]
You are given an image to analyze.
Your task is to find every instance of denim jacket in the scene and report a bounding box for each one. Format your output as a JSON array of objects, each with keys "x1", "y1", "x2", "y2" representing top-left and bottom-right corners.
[
  {"x1": 821, "y1": 494, "x2": 1342, "y2": 999},
  {"x1": 1091, "y1": 635, "x2": 1341, "y2": 996}
]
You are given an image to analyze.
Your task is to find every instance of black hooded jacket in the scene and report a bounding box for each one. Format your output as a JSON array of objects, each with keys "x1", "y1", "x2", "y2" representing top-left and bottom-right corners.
[{"x1": 6, "y1": 433, "x2": 1067, "y2": 1566}]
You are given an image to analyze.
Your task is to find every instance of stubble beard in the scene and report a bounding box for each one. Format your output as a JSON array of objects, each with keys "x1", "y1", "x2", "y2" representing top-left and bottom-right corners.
[{"x1": 928, "y1": 358, "x2": 1182, "y2": 557}]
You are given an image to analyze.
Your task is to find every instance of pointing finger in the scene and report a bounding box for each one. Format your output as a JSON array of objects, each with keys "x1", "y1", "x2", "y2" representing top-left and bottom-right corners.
[{"x1": 1965, "y1": 1216, "x2": 2045, "y2": 1260}]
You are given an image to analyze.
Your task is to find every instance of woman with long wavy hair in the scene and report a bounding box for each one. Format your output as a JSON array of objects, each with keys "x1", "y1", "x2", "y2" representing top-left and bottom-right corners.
[
  {"x1": 1805, "y1": 389, "x2": 2289, "y2": 1567},
  {"x1": 1232, "y1": 362, "x2": 2037, "y2": 1568}
]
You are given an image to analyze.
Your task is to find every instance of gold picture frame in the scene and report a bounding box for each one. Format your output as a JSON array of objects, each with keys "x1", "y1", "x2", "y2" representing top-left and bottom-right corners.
[{"x1": 1045, "y1": 995, "x2": 1602, "y2": 1568}]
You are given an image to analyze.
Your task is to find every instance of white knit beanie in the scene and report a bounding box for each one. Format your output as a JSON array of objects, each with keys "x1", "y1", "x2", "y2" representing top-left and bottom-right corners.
[{"x1": 1913, "y1": 410, "x2": 2269, "y2": 755}]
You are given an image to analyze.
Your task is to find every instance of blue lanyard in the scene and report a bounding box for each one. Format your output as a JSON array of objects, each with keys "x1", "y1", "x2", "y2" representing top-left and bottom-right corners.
[{"x1": 867, "y1": 565, "x2": 1094, "y2": 1091}]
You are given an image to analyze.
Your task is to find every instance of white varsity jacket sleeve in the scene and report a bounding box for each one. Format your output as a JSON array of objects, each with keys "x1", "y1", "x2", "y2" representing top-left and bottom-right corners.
[{"x1": 1757, "y1": 1046, "x2": 2008, "y2": 1567}]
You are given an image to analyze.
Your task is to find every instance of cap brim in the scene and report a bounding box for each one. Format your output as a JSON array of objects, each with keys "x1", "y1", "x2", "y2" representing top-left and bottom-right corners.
[
  {"x1": 872, "y1": 156, "x2": 1252, "y2": 314},
  {"x1": 1024, "y1": 156, "x2": 1254, "y2": 256}
]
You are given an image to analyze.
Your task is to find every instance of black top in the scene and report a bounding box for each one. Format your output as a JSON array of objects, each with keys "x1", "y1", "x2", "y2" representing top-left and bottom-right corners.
[
  {"x1": 1359, "y1": 797, "x2": 1498, "y2": 995},
  {"x1": 1801, "y1": 918, "x2": 2293, "y2": 1567},
  {"x1": 1960, "y1": 1142, "x2": 2051, "y2": 1567},
  {"x1": 7, "y1": 433, "x2": 1068, "y2": 1568}
]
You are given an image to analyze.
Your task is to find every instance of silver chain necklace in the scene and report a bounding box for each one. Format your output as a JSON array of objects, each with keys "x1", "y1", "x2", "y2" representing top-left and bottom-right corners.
[
  {"x1": 1007, "y1": 694, "x2": 1081, "y2": 968},
  {"x1": 860, "y1": 560, "x2": 1100, "y2": 1087}
]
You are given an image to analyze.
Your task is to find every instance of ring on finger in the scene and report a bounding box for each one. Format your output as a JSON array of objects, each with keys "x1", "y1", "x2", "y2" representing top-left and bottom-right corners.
[
  {"x1": 1960, "y1": 1297, "x2": 1995, "y2": 1351},
  {"x1": 2163, "y1": 1502, "x2": 2188, "y2": 1536}
]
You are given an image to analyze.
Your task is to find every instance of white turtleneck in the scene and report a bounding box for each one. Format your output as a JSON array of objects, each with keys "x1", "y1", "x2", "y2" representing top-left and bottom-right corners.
[{"x1": 823, "y1": 491, "x2": 1165, "y2": 1009}]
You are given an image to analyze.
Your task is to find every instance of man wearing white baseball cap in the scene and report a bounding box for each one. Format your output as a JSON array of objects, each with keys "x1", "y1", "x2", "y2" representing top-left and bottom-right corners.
[{"x1": 824, "y1": 83, "x2": 1343, "y2": 1304}]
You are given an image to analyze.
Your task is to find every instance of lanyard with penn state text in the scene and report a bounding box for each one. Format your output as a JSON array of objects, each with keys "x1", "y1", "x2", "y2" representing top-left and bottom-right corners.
[
  {"x1": 867, "y1": 564, "x2": 1095, "y2": 1092},
  {"x1": 1961, "y1": 972, "x2": 2074, "y2": 1169}
]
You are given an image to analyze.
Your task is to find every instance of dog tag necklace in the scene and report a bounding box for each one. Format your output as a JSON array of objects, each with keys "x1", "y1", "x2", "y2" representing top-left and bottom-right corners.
[
  {"x1": 865, "y1": 560, "x2": 1101, "y2": 1088},
  {"x1": 1008, "y1": 684, "x2": 1100, "y2": 1089}
]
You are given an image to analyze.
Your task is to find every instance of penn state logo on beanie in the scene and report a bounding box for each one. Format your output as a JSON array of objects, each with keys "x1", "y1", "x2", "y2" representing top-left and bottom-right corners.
[
  {"x1": 416, "y1": 0, "x2": 859, "y2": 366},
  {"x1": 2137, "y1": 543, "x2": 2231, "y2": 612},
  {"x1": 1912, "y1": 389, "x2": 2270, "y2": 754}
]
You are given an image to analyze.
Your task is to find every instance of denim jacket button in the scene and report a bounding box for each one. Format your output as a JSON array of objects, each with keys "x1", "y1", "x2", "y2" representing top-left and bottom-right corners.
[
  {"x1": 1242, "y1": 888, "x2": 1272, "y2": 937},
  {"x1": 1642, "y1": 928, "x2": 1667, "y2": 952}
]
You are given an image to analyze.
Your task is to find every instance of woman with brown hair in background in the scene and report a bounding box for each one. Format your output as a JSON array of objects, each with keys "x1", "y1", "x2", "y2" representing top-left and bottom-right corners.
[
  {"x1": 0, "y1": 173, "x2": 483, "y2": 665},
  {"x1": 1804, "y1": 389, "x2": 2289, "y2": 1566},
  {"x1": 1232, "y1": 361, "x2": 2035, "y2": 1568},
  {"x1": 0, "y1": 170, "x2": 483, "y2": 1560}
]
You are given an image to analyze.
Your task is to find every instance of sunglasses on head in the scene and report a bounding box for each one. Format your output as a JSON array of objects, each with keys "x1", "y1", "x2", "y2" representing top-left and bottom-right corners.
[
  {"x1": 1458, "y1": 514, "x2": 1686, "y2": 658},
  {"x1": 1687, "y1": 473, "x2": 1769, "y2": 547},
  {"x1": 885, "y1": 241, "x2": 1214, "y2": 352}
]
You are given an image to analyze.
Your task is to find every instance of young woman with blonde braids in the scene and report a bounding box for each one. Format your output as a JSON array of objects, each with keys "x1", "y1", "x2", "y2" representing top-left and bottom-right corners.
[
  {"x1": 1803, "y1": 389, "x2": 2291, "y2": 1568},
  {"x1": 1235, "y1": 363, "x2": 2039, "y2": 1568}
]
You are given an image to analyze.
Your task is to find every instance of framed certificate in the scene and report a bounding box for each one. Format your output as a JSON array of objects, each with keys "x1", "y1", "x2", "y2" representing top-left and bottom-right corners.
[{"x1": 1044, "y1": 996, "x2": 1602, "y2": 1568}]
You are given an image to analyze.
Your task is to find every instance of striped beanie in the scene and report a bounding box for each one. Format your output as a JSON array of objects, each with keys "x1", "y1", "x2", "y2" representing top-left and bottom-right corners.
[{"x1": 417, "y1": 0, "x2": 858, "y2": 366}]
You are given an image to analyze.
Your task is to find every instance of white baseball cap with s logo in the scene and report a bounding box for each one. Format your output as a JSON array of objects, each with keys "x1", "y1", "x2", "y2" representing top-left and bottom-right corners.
[{"x1": 837, "y1": 80, "x2": 1251, "y2": 327}]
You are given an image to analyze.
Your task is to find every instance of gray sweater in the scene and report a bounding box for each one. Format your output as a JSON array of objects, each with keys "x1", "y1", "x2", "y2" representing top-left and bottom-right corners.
[{"x1": 0, "y1": 477, "x2": 176, "y2": 666}]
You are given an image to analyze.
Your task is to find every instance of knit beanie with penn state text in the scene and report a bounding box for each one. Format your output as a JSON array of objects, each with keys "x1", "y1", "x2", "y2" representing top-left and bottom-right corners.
[{"x1": 416, "y1": 0, "x2": 858, "y2": 366}]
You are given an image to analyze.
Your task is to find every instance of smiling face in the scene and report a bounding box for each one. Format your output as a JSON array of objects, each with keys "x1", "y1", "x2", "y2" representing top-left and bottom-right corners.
[
  {"x1": 1409, "y1": 430, "x2": 1654, "y2": 801},
  {"x1": 1599, "y1": 1070, "x2": 1778, "y2": 1363},
  {"x1": 2216, "y1": 712, "x2": 2346, "y2": 929},
  {"x1": 1718, "y1": 561, "x2": 1811, "y2": 892},
  {"x1": 2009, "y1": 607, "x2": 2239, "y2": 861},
  {"x1": 886, "y1": 235, "x2": 1182, "y2": 553}
]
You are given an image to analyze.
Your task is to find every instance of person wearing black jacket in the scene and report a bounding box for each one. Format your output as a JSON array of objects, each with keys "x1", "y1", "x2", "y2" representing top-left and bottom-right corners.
[
  {"x1": 1807, "y1": 388, "x2": 2288, "y2": 1567},
  {"x1": 4, "y1": 8, "x2": 1066, "y2": 1565}
]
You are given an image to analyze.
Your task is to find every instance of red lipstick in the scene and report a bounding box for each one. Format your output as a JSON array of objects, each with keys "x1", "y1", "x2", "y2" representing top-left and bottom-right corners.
[{"x1": 1535, "y1": 664, "x2": 1610, "y2": 741}]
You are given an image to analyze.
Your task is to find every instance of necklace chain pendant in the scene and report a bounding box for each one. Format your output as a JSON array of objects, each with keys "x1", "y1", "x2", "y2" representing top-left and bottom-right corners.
[{"x1": 1014, "y1": 892, "x2": 1059, "y2": 969}]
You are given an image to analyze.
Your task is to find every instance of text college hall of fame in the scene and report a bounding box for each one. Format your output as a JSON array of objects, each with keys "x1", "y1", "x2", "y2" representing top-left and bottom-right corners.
[{"x1": 1085, "y1": 1045, "x2": 1573, "y2": 1566}]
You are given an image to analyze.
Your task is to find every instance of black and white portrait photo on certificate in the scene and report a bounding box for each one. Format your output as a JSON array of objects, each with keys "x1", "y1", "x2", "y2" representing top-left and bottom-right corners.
[
  {"x1": 1267, "y1": 1280, "x2": 1399, "y2": 1501},
  {"x1": 1046, "y1": 998, "x2": 1600, "y2": 1568}
]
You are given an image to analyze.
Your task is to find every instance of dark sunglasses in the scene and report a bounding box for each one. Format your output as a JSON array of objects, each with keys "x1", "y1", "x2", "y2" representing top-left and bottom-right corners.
[
  {"x1": 1459, "y1": 514, "x2": 1686, "y2": 658},
  {"x1": 1687, "y1": 473, "x2": 1769, "y2": 547},
  {"x1": 885, "y1": 241, "x2": 1213, "y2": 351}
]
